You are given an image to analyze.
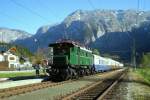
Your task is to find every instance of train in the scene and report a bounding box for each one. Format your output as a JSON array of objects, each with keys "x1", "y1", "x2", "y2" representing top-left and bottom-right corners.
[
  {"x1": 47, "y1": 40, "x2": 123, "y2": 81},
  {"x1": 93, "y1": 54, "x2": 123, "y2": 72}
]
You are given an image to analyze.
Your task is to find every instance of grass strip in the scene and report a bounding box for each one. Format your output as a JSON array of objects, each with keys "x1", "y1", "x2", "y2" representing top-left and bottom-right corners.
[{"x1": 135, "y1": 67, "x2": 150, "y2": 84}]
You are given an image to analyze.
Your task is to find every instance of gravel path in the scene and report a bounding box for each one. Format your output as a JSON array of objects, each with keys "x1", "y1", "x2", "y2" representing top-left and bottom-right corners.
[
  {"x1": 103, "y1": 69, "x2": 150, "y2": 100},
  {"x1": 5, "y1": 81, "x2": 93, "y2": 100},
  {"x1": 126, "y1": 70, "x2": 150, "y2": 100},
  {"x1": 4, "y1": 69, "x2": 124, "y2": 100}
]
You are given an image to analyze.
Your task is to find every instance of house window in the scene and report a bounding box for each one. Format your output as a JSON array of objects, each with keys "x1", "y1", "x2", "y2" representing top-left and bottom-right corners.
[
  {"x1": 9, "y1": 57, "x2": 15, "y2": 60},
  {"x1": 10, "y1": 64, "x2": 14, "y2": 68}
]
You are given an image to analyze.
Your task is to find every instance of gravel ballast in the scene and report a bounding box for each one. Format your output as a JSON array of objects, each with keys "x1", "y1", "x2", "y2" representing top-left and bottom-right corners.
[
  {"x1": 4, "y1": 69, "x2": 124, "y2": 100},
  {"x1": 102, "y1": 69, "x2": 150, "y2": 100}
]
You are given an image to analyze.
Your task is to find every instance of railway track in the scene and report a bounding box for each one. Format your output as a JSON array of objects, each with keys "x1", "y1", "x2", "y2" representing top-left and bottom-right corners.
[
  {"x1": 0, "y1": 72, "x2": 104, "y2": 99},
  {"x1": 0, "y1": 79, "x2": 74, "y2": 99},
  {"x1": 97, "y1": 72, "x2": 126, "y2": 100},
  {"x1": 0, "y1": 69, "x2": 125, "y2": 99},
  {"x1": 61, "y1": 69, "x2": 127, "y2": 100}
]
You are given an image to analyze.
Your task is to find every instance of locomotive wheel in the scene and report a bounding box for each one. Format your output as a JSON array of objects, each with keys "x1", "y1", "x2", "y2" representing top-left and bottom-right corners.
[
  {"x1": 79, "y1": 69, "x2": 84, "y2": 77},
  {"x1": 60, "y1": 68, "x2": 70, "y2": 81},
  {"x1": 85, "y1": 69, "x2": 90, "y2": 76},
  {"x1": 70, "y1": 68, "x2": 78, "y2": 79}
]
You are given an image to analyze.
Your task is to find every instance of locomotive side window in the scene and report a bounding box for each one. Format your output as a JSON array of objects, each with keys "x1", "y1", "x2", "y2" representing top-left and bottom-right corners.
[
  {"x1": 78, "y1": 48, "x2": 80, "y2": 55},
  {"x1": 86, "y1": 52, "x2": 88, "y2": 57},
  {"x1": 53, "y1": 45, "x2": 69, "y2": 55},
  {"x1": 71, "y1": 47, "x2": 74, "y2": 51}
]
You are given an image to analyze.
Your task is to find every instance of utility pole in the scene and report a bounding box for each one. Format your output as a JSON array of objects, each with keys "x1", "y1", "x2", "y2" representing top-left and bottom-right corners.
[
  {"x1": 34, "y1": 38, "x2": 38, "y2": 51},
  {"x1": 132, "y1": 38, "x2": 136, "y2": 69},
  {"x1": 132, "y1": 0, "x2": 140, "y2": 69},
  {"x1": 1, "y1": 32, "x2": 4, "y2": 51},
  {"x1": 0, "y1": 32, "x2": 2, "y2": 52}
]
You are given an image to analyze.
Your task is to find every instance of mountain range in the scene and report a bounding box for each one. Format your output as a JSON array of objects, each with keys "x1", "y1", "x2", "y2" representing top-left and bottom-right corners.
[
  {"x1": 1, "y1": 9, "x2": 150, "y2": 62},
  {"x1": 0, "y1": 27, "x2": 32, "y2": 43}
]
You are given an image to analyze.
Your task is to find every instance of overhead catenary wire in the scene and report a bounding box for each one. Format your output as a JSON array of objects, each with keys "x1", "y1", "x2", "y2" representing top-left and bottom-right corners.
[
  {"x1": 9, "y1": 0, "x2": 49, "y2": 22},
  {"x1": 142, "y1": 0, "x2": 146, "y2": 11},
  {"x1": 108, "y1": 50, "x2": 130, "y2": 53},
  {"x1": 136, "y1": 0, "x2": 140, "y2": 24},
  {"x1": 0, "y1": 9, "x2": 36, "y2": 35},
  {"x1": 86, "y1": 0, "x2": 133, "y2": 55},
  {"x1": 87, "y1": 0, "x2": 111, "y2": 51},
  {"x1": 137, "y1": 0, "x2": 140, "y2": 11},
  {"x1": 37, "y1": 0, "x2": 63, "y2": 37},
  {"x1": 87, "y1": 0, "x2": 96, "y2": 10},
  {"x1": 37, "y1": 0, "x2": 68, "y2": 40},
  {"x1": 131, "y1": 0, "x2": 141, "y2": 68},
  {"x1": 0, "y1": 10, "x2": 27, "y2": 26},
  {"x1": 38, "y1": 0, "x2": 58, "y2": 19}
]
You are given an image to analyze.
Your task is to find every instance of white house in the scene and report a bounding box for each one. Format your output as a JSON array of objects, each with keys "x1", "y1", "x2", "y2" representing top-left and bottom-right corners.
[
  {"x1": 0, "y1": 54, "x2": 5, "y2": 62},
  {"x1": 3, "y1": 51, "x2": 20, "y2": 68},
  {"x1": 0, "y1": 51, "x2": 33, "y2": 70}
]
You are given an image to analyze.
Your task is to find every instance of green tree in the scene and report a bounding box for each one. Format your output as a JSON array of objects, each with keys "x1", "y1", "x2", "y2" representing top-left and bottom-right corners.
[
  {"x1": 141, "y1": 53, "x2": 150, "y2": 67},
  {"x1": 31, "y1": 48, "x2": 45, "y2": 64}
]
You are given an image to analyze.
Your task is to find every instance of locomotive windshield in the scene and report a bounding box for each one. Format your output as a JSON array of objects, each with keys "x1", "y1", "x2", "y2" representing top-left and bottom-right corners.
[
  {"x1": 49, "y1": 42, "x2": 73, "y2": 55},
  {"x1": 49, "y1": 42, "x2": 74, "y2": 65},
  {"x1": 53, "y1": 47, "x2": 69, "y2": 55}
]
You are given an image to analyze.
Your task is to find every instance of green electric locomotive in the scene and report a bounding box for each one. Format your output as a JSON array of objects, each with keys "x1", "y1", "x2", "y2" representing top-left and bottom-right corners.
[{"x1": 49, "y1": 41, "x2": 94, "y2": 81}]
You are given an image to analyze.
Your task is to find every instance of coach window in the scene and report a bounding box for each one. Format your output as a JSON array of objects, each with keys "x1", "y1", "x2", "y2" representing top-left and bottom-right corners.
[
  {"x1": 80, "y1": 50, "x2": 82, "y2": 55},
  {"x1": 78, "y1": 48, "x2": 80, "y2": 55},
  {"x1": 86, "y1": 53, "x2": 88, "y2": 57}
]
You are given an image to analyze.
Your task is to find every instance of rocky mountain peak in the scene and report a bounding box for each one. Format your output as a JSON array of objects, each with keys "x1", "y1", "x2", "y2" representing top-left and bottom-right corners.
[
  {"x1": 63, "y1": 10, "x2": 89, "y2": 27},
  {"x1": 14, "y1": 9, "x2": 150, "y2": 53},
  {"x1": 0, "y1": 27, "x2": 32, "y2": 43}
]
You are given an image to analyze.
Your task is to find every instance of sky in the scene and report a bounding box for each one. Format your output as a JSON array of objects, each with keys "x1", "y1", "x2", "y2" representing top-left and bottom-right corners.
[{"x1": 0, "y1": 0, "x2": 149, "y2": 34}]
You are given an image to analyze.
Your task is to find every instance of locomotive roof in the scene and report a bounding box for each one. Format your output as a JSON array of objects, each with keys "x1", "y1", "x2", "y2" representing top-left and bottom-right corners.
[
  {"x1": 49, "y1": 41, "x2": 92, "y2": 52},
  {"x1": 49, "y1": 41, "x2": 74, "y2": 47}
]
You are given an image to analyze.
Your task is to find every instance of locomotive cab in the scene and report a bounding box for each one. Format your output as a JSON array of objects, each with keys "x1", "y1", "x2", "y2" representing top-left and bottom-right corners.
[
  {"x1": 48, "y1": 41, "x2": 94, "y2": 81},
  {"x1": 49, "y1": 42, "x2": 75, "y2": 81},
  {"x1": 49, "y1": 42, "x2": 74, "y2": 67}
]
